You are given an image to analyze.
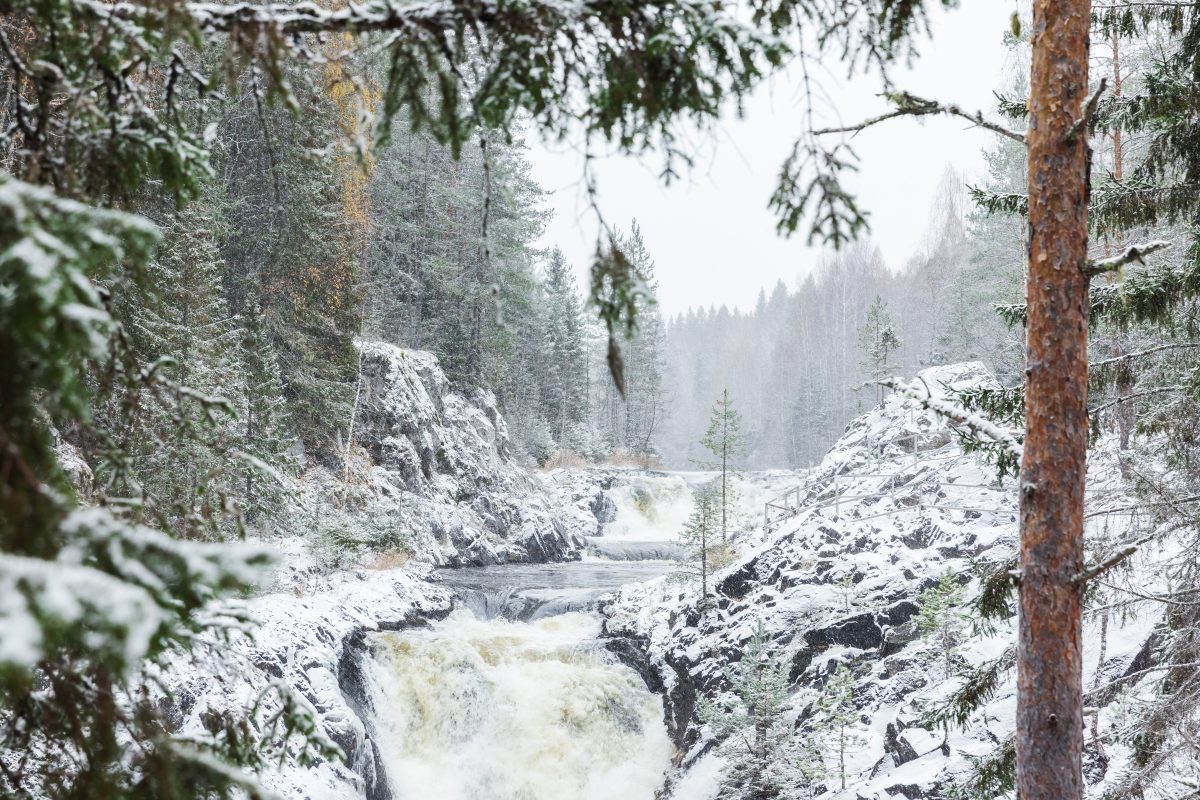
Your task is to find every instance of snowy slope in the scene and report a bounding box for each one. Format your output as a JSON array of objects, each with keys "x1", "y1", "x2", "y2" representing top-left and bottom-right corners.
[{"x1": 600, "y1": 362, "x2": 1161, "y2": 800}]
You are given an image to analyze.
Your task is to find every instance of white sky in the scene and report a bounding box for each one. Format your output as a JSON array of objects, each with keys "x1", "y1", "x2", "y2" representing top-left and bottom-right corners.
[{"x1": 527, "y1": 3, "x2": 1022, "y2": 317}]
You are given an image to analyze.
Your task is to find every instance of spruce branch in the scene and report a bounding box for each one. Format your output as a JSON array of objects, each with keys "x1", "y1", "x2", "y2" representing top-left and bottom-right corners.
[
  {"x1": 813, "y1": 92, "x2": 1025, "y2": 144},
  {"x1": 879, "y1": 376, "x2": 1023, "y2": 460},
  {"x1": 1083, "y1": 239, "x2": 1172, "y2": 277},
  {"x1": 1088, "y1": 385, "x2": 1183, "y2": 414}
]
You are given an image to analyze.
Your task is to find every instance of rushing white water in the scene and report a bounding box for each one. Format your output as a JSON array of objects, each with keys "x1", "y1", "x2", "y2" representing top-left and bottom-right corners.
[
  {"x1": 365, "y1": 609, "x2": 672, "y2": 800},
  {"x1": 603, "y1": 472, "x2": 701, "y2": 541}
]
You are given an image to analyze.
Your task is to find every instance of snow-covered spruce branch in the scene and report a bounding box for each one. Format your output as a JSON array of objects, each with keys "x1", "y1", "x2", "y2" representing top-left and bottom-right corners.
[
  {"x1": 93, "y1": 0, "x2": 761, "y2": 38},
  {"x1": 1083, "y1": 239, "x2": 1172, "y2": 276},
  {"x1": 1090, "y1": 341, "x2": 1200, "y2": 370},
  {"x1": 813, "y1": 92, "x2": 1025, "y2": 144},
  {"x1": 92, "y1": 0, "x2": 465, "y2": 34},
  {"x1": 878, "y1": 377, "x2": 1023, "y2": 460},
  {"x1": 1088, "y1": 385, "x2": 1184, "y2": 415}
]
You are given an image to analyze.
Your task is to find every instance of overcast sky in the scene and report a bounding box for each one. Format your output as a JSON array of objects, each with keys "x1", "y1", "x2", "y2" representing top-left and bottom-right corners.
[{"x1": 526, "y1": 3, "x2": 1022, "y2": 318}]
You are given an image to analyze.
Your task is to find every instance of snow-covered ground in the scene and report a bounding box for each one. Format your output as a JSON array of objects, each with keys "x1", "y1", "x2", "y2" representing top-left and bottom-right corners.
[
  {"x1": 599, "y1": 362, "x2": 1162, "y2": 800},
  {"x1": 148, "y1": 358, "x2": 1172, "y2": 800},
  {"x1": 158, "y1": 550, "x2": 453, "y2": 800}
]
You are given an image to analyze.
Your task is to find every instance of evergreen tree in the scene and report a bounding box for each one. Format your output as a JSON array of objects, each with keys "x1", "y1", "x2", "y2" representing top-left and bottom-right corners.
[
  {"x1": 858, "y1": 295, "x2": 902, "y2": 403},
  {"x1": 605, "y1": 221, "x2": 667, "y2": 463},
  {"x1": 121, "y1": 201, "x2": 244, "y2": 539},
  {"x1": 700, "y1": 389, "x2": 747, "y2": 543},
  {"x1": 672, "y1": 484, "x2": 726, "y2": 605},
  {"x1": 216, "y1": 75, "x2": 361, "y2": 465},
  {"x1": 794, "y1": 739, "x2": 829, "y2": 799},
  {"x1": 541, "y1": 248, "x2": 588, "y2": 445},
  {"x1": 917, "y1": 570, "x2": 967, "y2": 681},
  {"x1": 238, "y1": 300, "x2": 298, "y2": 525},
  {"x1": 697, "y1": 622, "x2": 795, "y2": 799},
  {"x1": 813, "y1": 662, "x2": 866, "y2": 792}
]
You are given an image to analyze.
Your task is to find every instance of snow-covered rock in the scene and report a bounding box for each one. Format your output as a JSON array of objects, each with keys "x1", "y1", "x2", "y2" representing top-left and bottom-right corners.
[
  {"x1": 330, "y1": 342, "x2": 586, "y2": 566},
  {"x1": 599, "y1": 362, "x2": 1159, "y2": 799},
  {"x1": 160, "y1": 555, "x2": 453, "y2": 800}
]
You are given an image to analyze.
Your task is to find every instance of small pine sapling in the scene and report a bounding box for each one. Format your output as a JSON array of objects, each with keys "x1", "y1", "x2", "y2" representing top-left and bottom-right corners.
[
  {"x1": 838, "y1": 571, "x2": 857, "y2": 612},
  {"x1": 858, "y1": 295, "x2": 902, "y2": 403},
  {"x1": 794, "y1": 739, "x2": 828, "y2": 798},
  {"x1": 917, "y1": 570, "x2": 968, "y2": 680},
  {"x1": 672, "y1": 484, "x2": 728, "y2": 608},
  {"x1": 813, "y1": 661, "x2": 866, "y2": 791},
  {"x1": 697, "y1": 622, "x2": 796, "y2": 799},
  {"x1": 699, "y1": 389, "x2": 748, "y2": 543}
]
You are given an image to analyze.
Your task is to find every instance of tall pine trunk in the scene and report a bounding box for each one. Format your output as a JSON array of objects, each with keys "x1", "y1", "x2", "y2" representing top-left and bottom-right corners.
[{"x1": 1019, "y1": 1, "x2": 1090, "y2": 797}]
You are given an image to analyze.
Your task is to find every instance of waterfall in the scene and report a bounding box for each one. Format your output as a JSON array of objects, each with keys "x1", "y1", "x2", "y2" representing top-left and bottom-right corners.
[
  {"x1": 602, "y1": 473, "x2": 699, "y2": 540},
  {"x1": 363, "y1": 609, "x2": 672, "y2": 800}
]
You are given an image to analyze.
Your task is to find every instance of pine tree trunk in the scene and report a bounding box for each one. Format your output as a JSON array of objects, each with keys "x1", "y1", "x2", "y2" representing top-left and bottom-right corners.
[
  {"x1": 1019, "y1": 2, "x2": 1090, "y2": 797},
  {"x1": 839, "y1": 725, "x2": 846, "y2": 790}
]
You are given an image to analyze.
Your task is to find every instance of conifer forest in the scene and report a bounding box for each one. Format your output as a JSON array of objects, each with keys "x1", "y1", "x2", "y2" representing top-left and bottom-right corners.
[{"x1": 7, "y1": 1, "x2": 1200, "y2": 799}]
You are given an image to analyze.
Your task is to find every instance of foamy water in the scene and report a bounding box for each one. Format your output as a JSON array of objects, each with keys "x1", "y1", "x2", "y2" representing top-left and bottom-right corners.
[
  {"x1": 365, "y1": 610, "x2": 672, "y2": 800},
  {"x1": 603, "y1": 473, "x2": 697, "y2": 540}
]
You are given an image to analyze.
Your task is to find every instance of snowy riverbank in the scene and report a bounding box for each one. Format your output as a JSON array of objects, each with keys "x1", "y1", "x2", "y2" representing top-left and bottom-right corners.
[{"x1": 599, "y1": 362, "x2": 1161, "y2": 800}]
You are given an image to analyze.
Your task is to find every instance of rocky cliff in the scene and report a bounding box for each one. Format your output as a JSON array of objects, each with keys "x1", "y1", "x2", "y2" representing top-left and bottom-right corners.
[
  {"x1": 327, "y1": 341, "x2": 588, "y2": 566},
  {"x1": 600, "y1": 362, "x2": 1158, "y2": 800}
]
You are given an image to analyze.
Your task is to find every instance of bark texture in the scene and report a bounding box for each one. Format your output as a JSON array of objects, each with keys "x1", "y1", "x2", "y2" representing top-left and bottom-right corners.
[{"x1": 1019, "y1": 1, "x2": 1091, "y2": 798}]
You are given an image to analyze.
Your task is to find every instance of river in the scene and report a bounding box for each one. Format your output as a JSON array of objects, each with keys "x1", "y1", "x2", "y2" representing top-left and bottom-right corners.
[{"x1": 360, "y1": 558, "x2": 678, "y2": 800}]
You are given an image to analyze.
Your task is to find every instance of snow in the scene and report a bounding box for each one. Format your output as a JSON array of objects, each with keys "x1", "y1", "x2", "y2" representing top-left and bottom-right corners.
[
  {"x1": 334, "y1": 341, "x2": 585, "y2": 566},
  {"x1": 0, "y1": 506, "x2": 276, "y2": 673},
  {"x1": 596, "y1": 362, "x2": 1161, "y2": 799},
  {"x1": 35, "y1": 355, "x2": 1176, "y2": 799},
  {"x1": 157, "y1": 555, "x2": 453, "y2": 799}
]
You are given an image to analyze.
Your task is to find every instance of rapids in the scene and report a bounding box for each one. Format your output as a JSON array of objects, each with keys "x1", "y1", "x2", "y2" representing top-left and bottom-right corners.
[{"x1": 360, "y1": 560, "x2": 676, "y2": 799}]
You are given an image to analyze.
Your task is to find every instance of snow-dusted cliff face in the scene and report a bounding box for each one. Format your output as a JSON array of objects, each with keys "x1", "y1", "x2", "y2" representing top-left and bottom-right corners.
[
  {"x1": 345, "y1": 342, "x2": 586, "y2": 565},
  {"x1": 160, "y1": 557, "x2": 453, "y2": 800},
  {"x1": 160, "y1": 344, "x2": 602, "y2": 800},
  {"x1": 600, "y1": 362, "x2": 1157, "y2": 800}
]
